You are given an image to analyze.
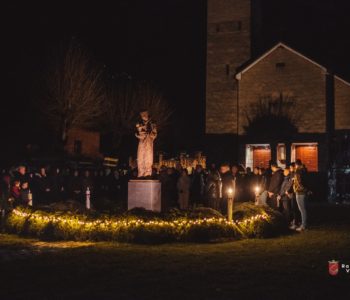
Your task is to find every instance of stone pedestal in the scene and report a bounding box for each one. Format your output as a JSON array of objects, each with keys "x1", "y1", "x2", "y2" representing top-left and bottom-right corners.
[{"x1": 128, "y1": 180, "x2": 161, "y2": 212}]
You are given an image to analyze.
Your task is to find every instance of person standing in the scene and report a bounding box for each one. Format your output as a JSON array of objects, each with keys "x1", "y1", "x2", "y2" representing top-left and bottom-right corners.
[
  {"x1": 205, "y1": 168, "x2": 222, "y2": 211},
  {"x1": 219, "y1": 163, "x2": 234, "y2": 214},
  {"x1": 293, "y1": 160, "x2": 308, "y2": 231},
  {"x1": 69, "y1": 170, "x2": 83, "y2": 202},
  {"x1": 177, "y1": 169, "x2": 191, "y2": 210},
  {"x1": 0, "y1": 173, "x2": 11, "y2": 211},
  {"x1": 20, "y1": 181, "x2": 31, "y2": 206},
  {"x1": 36, "y1": 167, "x2": 52, "y2": 204},
  {"x1": 267, "y1": 162, "x2": 284, "y2": 209},
  {"x1": 10, "y1": 180, "x2": 21, "y2": 206},
  {"x1": 167, "y1": 168, "x2": 178, "y2": 208},
  {"x1": 277, "y1": 167, "x2": 294, "y2": 223},
  {"x1": 255, "y1": 168, "x2": 269, "y2": 206},
  {"x1": 13, "y1": 165, "x2": 29, "y2": 186},
  {"x1": 190, "y1": 165, "x2": 205, "y2": 207}
]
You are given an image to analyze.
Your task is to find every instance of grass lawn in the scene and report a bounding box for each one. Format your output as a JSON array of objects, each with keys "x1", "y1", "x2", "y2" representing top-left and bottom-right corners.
[{"x1": 1, "y1": 203, "x2": 350, "y2": 299}]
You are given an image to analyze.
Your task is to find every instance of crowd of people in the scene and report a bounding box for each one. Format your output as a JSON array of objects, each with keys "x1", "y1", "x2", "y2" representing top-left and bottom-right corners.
[
  {"x1": 0, "y1": 159, "x2": 310, "y2": 231},
  {"x1": 0, "y1": 165, "x2": 127, "y2": 210},
  {"x1": 167, "y1": 159, "x2": 309, "y2": 232}
]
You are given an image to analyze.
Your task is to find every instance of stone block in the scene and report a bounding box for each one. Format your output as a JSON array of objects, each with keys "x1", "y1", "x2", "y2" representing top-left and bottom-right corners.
[{"x1": 128, "y1": 180, "x2": 161, "y2": 212}]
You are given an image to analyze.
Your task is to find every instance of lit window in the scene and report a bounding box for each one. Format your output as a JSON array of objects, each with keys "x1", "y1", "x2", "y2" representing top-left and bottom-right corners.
[
  {"x1": 291, "y1": 143, "x2": 318, "y2": 172},
  {"x1": 246, "y1": 144, "x2": 271, "y2": 169}
]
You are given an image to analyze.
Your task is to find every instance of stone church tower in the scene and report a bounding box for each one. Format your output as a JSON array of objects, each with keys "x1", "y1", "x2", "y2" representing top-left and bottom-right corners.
[{"x1": 206, "y1": 0, "x2": 253, "y2": 134}]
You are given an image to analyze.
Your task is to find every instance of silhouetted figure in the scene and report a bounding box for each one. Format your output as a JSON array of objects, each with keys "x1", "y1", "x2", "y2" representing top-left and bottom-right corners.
[
  {"x1": 190, "y1": 165, "x2": 205, "y2": 207},
  {"x1": 177, "y1": 169, "x2": 191, "y2": 209},
  {"x1": 267, "y1": 162, "x2": 284, "y2": 209}
]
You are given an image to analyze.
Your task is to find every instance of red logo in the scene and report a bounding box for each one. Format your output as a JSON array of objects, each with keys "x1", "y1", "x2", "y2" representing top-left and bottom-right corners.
[{"x1": 329, "y1": 260, "x2": 339, "y2": 276}]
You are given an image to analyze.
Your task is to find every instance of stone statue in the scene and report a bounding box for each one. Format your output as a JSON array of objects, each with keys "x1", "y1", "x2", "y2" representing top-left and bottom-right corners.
[{"x1": 135, "y1": 110, "x2": 157, "y2": 178}]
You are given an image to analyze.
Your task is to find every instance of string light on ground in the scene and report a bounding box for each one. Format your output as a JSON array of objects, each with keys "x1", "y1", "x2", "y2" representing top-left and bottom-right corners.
[{"x1": 7, "y1": 207, "x2": 274, "y2": 243}]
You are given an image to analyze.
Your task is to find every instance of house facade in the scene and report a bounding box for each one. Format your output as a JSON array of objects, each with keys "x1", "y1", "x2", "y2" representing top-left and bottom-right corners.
[
  {"x1": 64, "y1": 128, "x2": 102, "y2": 159},
  {"x1": 236, "y1": 42, "x2": 350, "y2": 172},
  {"x1": 205, "y1": 0, "x2": 350, "y2": 175}
]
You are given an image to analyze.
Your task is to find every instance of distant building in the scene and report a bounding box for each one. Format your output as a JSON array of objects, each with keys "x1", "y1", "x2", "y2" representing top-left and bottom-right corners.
[
  {"x1": 64, "y1": 128, "x2": 102, "y2": 159},
  {"x1": 205, "y1": 0, "x2": 350, "y2": 174},
  {"x1": 152, "y1": 152, "x2": 207, "y2": 173},
  {"x1": 235, "y1": 42, "x2": 350, "y2": 172}
]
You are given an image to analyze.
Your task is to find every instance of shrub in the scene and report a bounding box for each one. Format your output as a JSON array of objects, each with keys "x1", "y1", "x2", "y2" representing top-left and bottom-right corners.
[
  {"x1": 233, "y1": 203, "x2": 288, "y2": 238},
  {"x1": 5, "y1": 203, "x2": 287, "y2": 244}
]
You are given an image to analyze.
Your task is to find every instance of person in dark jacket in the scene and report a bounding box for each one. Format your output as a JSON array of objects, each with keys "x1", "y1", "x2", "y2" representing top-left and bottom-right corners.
[
  {"x1": 277, "y1": 167, "x2": 294, "y2": 222},
  {"x1": 10, "y1": 180, "x2": 21, "y2": 206},
  {"x1": 231, "y1": 164, "x2": 243, "y2": 201},
  {"x1": 81, "y1": 170, "x2": 94, "y2": 195},
  {"x1": 0, "y1": 173, "x2": 11, "y2": 211},
  {"x1": 35, "y1": 167, "x2": 52, "y2": 204},
  {"x1": 109, "y1": 169, "x2": 121, "y2": 200},
  {"x1": 177, "y1": 169, "x2": 191, "y2": 210},
  {"x1": 205, "y1": 168, "x2": 222, "y2": 211},
  {"x1": 255, "y1": 168, "x2": 269, "y2": 206},
  {"x1": 190, "y1": 165, "x2": 205, "y2": 207},
  {"x1": 159, "y1": 166, "x2": 172, "y2": 211},
  {"x1": 20, "y1": 181, "x2": 31, "y2": 206},
  {"x1": 51, "y1": 167, "x2": 65, "y2": 202},
  {"x1": 220, "y1": 163, "x2": 234, "y2": 214},
  {"x1": 167, "y1": 168, "x2": 179, "y2": 208},
  {"x1": 69, "y1": 170, "x2": 83, "y2": 202},
  {"x1": 267, "y1": 162, "x2": 284, "y2": 209},
  {"x1": 13, "y1": 165, "x2": 29, "y2": 186}
]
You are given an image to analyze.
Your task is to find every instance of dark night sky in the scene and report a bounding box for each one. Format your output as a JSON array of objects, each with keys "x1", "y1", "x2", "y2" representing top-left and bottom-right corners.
[{"x1": 3, "y1": 0, "x2": 350, "y2": 162}]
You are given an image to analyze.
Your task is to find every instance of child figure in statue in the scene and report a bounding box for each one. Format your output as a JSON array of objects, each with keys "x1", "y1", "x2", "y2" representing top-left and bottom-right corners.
[{"x1": 135, "y1": 110, "x2": 157, "y2": 178}]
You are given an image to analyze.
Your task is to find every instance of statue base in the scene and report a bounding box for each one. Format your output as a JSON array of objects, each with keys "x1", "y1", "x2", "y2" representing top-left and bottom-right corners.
[{"x1": 128, "y1": 180, "x2": 161, "y2": 212}]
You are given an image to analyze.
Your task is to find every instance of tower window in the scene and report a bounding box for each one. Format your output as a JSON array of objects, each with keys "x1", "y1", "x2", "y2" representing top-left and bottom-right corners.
[
  {"x1": 225, "y1": 64, "x2": 230, "y2": 77},
  {"x1": 74, "y1": 140, "x2": 82, "y2": 155},
  {"x1": 215, "y1": 21, "x2": 242, "y2": 33}
]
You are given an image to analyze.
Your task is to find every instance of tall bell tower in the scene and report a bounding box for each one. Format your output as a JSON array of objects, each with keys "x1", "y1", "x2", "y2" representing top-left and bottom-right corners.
[{"x1": 206, "y1": 0, "x2": 252, "y2": 134}]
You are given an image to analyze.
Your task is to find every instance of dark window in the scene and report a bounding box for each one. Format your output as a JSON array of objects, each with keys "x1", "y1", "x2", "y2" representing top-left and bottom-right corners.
[
  {"x1": 74, "y1": 140, "x2": 82, "y2": 155},
  {"x1": 276, "y1": 62, "x2": 286, "y2": 69},
  {"x1": 232, "y1": 81, "x2": 238, "y2": 90},
  {"x1": 215, "y1": 21, "x2": 242, "y2": 33},
  {"x1": 225, "y1": 64, "x2": 230, "y2": 77}
]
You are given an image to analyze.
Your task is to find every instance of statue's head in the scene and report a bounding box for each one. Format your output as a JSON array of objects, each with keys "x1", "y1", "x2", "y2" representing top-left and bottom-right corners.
[{"x1": 139, "y1": 109, "x2": 149, "y2": 121}]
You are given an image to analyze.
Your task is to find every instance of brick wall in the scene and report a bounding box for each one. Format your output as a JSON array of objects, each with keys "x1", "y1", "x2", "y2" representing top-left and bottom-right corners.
[
  {"x1": 206, "y1": 0, "x2": 251, "y2": 134},
  {"x1": 334, "y1": 76, "x2": 350, "y2": 130},
  {"x1": 237, "y1": 45, "x2": 327, "y2": 135}
]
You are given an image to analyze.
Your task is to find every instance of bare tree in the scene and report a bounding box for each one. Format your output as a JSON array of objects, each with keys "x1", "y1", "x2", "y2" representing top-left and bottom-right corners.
[
  {"x1": 41, "y1": 41, "x2": 106, "y2": 145},
  {"x1": 105, "y1": 79, "x2": 173, "y2": 150},
  {"x1": 244, "y1": 93, "x2": 301, "y2": 139}
]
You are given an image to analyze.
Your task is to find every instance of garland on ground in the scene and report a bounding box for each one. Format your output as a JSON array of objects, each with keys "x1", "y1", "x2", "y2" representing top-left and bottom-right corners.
[{"x1": 5, "y1": 206, "x2": 284, "y2": 243}]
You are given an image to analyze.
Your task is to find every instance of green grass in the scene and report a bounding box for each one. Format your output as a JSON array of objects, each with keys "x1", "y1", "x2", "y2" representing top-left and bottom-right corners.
[{"x1": 1, "y1": 203, "x2": 350, "y2": 299}]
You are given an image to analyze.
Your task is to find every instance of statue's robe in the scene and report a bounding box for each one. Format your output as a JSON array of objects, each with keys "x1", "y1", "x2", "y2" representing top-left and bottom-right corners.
[{"x1": 135, "y1": 120, "x2": 157, "y2": 177}]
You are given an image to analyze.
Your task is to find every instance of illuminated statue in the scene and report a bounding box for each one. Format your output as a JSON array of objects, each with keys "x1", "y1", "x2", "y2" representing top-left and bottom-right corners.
[{"x1": 135, "y1": 110, "x2": 157, "y2": 178}]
